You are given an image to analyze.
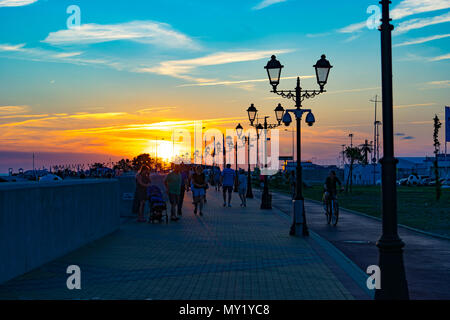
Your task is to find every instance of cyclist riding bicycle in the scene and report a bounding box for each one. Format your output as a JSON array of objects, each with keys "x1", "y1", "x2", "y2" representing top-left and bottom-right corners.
[{"x1": 323, "y1": 171, "x2": 344, "y2": 206}]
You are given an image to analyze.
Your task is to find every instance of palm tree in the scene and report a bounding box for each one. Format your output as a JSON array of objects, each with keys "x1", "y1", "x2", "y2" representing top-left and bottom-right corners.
[
  {"x1": 359, "y1": 140, "x2": 373, "y2": 165},
  {"x1": 344, "y1": 146, "x2": 363, "y2": 192}
]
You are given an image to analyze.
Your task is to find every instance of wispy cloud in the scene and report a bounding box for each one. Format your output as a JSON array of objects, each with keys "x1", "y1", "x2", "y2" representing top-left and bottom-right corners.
[
  {"x1": 0, "y1": 43, "x2": 25, "y2": 51},
  {"x1": 327, "y1": 87, "x2": 381, "y2": 95},
  {"x1": 43, "y1": 21, "x2": 199, "y2": 50},
  {"x1": 253, "y1": 0, "x2": 287, "y2": 10},
  {"x1": 136, "y1": 107, "x2": 177, "y2": 114},
  {"x1": 338, "y1": 22, "x2": 367, "y2": 34},
  {"x1": 429, "y1": 53, "x2": 450, "y2": 61},
  {"x1": 178, "y1": 75, "x2": 313, "y2": 87},
  {"x1": 0, "y1": 105, "x2": 30, "y2": 115},
  {"x1": 52, "y1": 52, "x2": 83, "y2": 58},
  {"x1": 0, "y1": 42, "x2": 121, "y2": 69},
  {"x1": 395, "y1": 11, "x2": 450, "y2": 35},
  {"x1": 0, "y1": 0, "x2": 37, "y2": 7},
  {"x1": 394, "y1": 103, "x2": 436, "y2": 109},
  {"x1": 137, "y1": 49, "x2": 292, "y2": 82},
  {"x1": 426, "y1": 80, "x2": 450, "y2": 87},
  {"x1": 344, "y1": 102, "x2": 437, "y2": 112},
  {"x1": 391, "y1": 0, "x2": 450, "y2": 20},
  {"x1": 394, "y1": 33, "x2": 450, "y2": 46}
]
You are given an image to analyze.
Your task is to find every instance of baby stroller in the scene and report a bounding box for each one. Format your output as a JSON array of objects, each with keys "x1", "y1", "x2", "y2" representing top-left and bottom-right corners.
[{"x1": 147, "y1": 185, "x2": 168, "y2": 224}]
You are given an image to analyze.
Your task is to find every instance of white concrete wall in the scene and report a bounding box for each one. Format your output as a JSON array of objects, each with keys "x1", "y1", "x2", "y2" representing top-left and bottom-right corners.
[{"x1": 0, "y1": 179, "x2": 120, "y2": 284}]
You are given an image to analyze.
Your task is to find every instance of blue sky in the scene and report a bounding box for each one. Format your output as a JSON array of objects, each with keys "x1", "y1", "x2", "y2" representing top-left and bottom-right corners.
[{"x1": 0, "y1": 0, "x2": 449, "y2": 170}]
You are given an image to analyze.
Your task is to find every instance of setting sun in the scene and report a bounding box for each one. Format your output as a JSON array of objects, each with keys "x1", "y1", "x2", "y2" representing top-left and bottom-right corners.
[{"x1": 148, "y1": 139, "x2": 181, "y2": 161}]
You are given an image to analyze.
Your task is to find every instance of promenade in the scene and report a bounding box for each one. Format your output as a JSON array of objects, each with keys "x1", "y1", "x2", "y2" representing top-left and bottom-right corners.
[{"x1": 0, "y1": 185, "x2": 370, "y2": 300}]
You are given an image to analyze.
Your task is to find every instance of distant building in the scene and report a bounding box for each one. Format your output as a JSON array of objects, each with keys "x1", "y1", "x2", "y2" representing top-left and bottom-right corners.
[
  {"x1": 343, "y1": 155, "x2": 450, "y2": 185},
  {"x1": 344, "y1": 164, "x2": 381, "y2": 186},
  {"x1": 420, "y1": 155, "x2": 450, "y2": 179},
  {"x1": 283, "y1": 161, "x2": 343, "y2": 183}
]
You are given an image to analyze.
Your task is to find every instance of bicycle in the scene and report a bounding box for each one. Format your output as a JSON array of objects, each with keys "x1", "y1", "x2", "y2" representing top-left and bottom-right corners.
[{"x1": 324, "y1": 191, "x2": 340, "y2": 226}]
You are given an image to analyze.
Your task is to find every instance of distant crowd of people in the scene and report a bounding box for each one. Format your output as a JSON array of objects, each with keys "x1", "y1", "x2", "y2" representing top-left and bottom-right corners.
[{"x1": 134, "y1": 164, "x2": 249, "y2": 222}]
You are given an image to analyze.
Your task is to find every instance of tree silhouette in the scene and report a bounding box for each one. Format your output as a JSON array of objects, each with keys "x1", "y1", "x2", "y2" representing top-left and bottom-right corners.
[
  {"x1": 114, "y1": 159, "x2": 133, "y2": 172},
  {"x1": 433, "y1": 115, "x2": 442, "y2": 201},
  {"x1": 90, "y1": 162, "x2": 105, "y2": 170},
  {"x1": 132, "y1": 154, "x2": 154, "y2": 171},
  {"x1": 359, "y1": 140, "x2": 373, "y2": 165},
  {"x1": 344, "y1": 146, "x2": 363, "y2": 193}
]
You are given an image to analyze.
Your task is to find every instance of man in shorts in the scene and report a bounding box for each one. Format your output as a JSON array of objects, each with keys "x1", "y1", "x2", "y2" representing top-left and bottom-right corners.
[{"x1": 221, "y1": 164, "x2": 236, "y2": 207}]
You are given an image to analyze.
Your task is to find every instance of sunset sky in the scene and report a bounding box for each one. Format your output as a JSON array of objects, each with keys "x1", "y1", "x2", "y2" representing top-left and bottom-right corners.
[{"x1": 0, "y1": 0, "x2": 449, "y2": 171}]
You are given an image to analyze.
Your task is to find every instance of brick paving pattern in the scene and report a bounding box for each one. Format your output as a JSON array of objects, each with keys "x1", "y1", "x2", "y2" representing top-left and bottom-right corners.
[{"x1": 0, "y1": 189, "x2": 356, "y2": 300}]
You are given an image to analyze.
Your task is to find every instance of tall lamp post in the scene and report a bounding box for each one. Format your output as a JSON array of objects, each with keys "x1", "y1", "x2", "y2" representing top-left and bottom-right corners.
[
  {"x1": 256, "y1": 123, "x2": 263, "y2": 168},
  {"x1": 375, "y1": 0, "x2": 409, "y2": 300},
  {"x1": 234, "y1": 138, "x2": 239, "y2": 192},
  {"x1": 236, "y1": 123, "x2": 254, "y2": 199},
  {"x1": 246, "y1": 105, "x2": 284, "y2": 209},
  {"x1": 264, "y1": 54, "x2": 332, "y2": 236}
]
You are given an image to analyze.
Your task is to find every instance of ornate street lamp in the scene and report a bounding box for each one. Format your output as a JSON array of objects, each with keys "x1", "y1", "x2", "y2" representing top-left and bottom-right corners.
[
  {"x1": 313, "y1": 54, "x2": 333, "y2": 91},
  {"x1": 245, "y1": 134, "x2": 254, "y2": 199},
  {"x1": 236, "y1": 123, "x2": 254, "y2": 199},
  {"x1": 265, "y1": 54, "x2": 332, "y2": 236},
  {"x1": 256, "y1": 123, "x2": 264, "y2": 136},
  {"x1": 233, "y1": 124, "x2": 244, "y2": 192},
  {"x1": 265, "y1": 55, "x2": 284, "y2": 91},
  {"x1": 246, "y1": 107, "x2": 283, "y2": 209},
  {"x1": 247, "y1": 104, "x2": 258, "y2": 126},
  {"x1": 275, "y1": 103, "x2": 285, "y2": 124},
  {"x1": 236, "y1": 123, "x2": 243, "y2": 138},
  {"x1": 256, "y1": 123, "x2": 263, "y2": 168}
]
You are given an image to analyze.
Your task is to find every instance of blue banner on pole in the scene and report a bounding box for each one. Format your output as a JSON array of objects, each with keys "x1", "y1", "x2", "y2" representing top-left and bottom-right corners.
[{"x1": 446, "y1": 106, "x2": 450, "y2": 142}]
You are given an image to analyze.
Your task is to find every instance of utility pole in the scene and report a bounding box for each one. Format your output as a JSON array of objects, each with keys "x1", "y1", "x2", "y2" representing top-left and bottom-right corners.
[{"x1": 370, "y1": 95, "x2": 382, "y2": 162}]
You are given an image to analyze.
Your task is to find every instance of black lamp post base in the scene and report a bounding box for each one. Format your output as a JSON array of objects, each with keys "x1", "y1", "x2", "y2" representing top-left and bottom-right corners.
[
  {"x1": 375, "y1": 239, "x2": 409, "y2": 300},
  {"x1": 260, "y1": 193, "x2": 272, "y2": 209},
  {"x1": 290, "y1": 199, "x2": 309, "y2": 236}
]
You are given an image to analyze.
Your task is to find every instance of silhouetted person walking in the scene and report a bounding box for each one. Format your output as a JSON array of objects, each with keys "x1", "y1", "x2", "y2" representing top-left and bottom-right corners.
[
  {"x1": 238, "y1": 169, "x2": 247, "y2": 207},
  {"x1": 191, "y1": 166, "x2": 207, "y2": 216},
  {"x1": 165, "y1": 166, "x2": 182, "y2": 221},
  {"x1": 135, "y1": 166, "x2": 151, "y2": 222},
  {"x1": 221, "y1": 164, "x2": 236, "y2": 207}
]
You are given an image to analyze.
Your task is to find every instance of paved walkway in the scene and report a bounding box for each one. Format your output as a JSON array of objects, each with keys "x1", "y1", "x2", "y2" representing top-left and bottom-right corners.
[
  {"x1": 0, "y1": 185, "x2": 370, "y2": 300},
  {"x1": 269, "y1": 191, "x2": 450, "y2": 300}
]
